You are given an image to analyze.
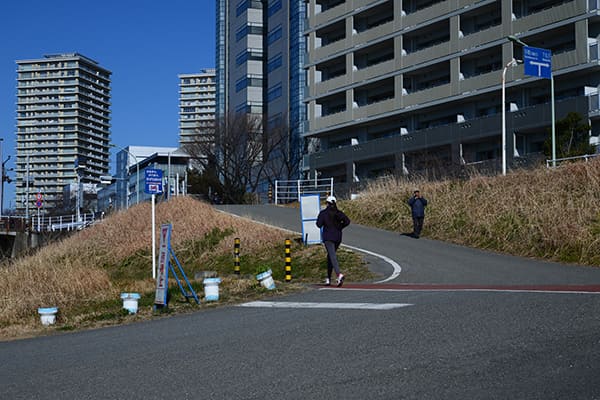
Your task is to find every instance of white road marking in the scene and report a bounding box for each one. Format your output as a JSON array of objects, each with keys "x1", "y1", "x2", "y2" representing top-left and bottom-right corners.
[
  {"x1": 216, "y1": 209, "x2": 403, "y2": 283},
  {"x1": 239, "y1": 301, "x2": 413, "y2": 310},
  {"x1": 343, "y1": 244, "x2": 402, "y2": 283}
]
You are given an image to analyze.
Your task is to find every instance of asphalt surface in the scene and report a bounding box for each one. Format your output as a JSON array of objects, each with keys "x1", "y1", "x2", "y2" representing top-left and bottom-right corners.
[
  {"x1": 1, "y1": 204, "x2": 600, "y2": 399},
  {"x1": 216, "y1": 204, "x2": 600, "y2": 286}
]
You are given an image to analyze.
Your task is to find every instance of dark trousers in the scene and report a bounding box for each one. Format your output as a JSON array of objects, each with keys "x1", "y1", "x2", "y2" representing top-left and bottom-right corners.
[
  {"x1": 412, "y1": 216, "x2": 424, "y2": 237},
  {"x1": 324, "y1": 240, "x2": 341, "y2": 279}
]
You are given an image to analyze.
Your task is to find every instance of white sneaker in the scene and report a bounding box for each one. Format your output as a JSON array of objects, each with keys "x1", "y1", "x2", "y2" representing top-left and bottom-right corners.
[
  {"x1": 324, "y1": 278, "x2": 331, "y2": 286},
  {"x1": 336, "y1": 274, "x2": 345, "y2": 287}
]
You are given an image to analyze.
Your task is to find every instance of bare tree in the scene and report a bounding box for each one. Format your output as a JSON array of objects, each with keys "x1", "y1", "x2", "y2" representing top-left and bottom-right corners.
[
  {"x1": 262, "y1": 116, "x2": 304, "y2": 189},
  {"x1": 184, "y1": 112, "x2": 288, "y2": 204}
]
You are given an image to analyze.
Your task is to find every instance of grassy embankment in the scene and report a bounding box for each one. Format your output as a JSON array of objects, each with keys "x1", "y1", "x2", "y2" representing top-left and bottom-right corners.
[
  {"x1": 0, "y1": 197, "x2": 370, "y2": 340},
  {"x1": 342, "y1": 158, "x2": 600, "y2": 267}
]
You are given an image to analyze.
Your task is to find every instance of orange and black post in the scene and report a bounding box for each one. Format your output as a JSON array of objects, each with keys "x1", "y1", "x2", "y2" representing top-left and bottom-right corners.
[
  {"x1": 285, "y1": 238, "x2": 291, "y2": 282},
  {"x1": 234, "y1": 237, "x2": 241, "y2": 275}
]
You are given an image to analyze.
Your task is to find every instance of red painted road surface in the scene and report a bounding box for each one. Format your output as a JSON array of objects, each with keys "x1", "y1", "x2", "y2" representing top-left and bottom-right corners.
[{"x1": 322, "y1": 283, "x2": 600, "y2": 293}]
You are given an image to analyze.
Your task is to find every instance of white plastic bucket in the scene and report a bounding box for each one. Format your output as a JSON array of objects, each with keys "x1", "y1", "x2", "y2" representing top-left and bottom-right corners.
[
  {"x1": 120, "y1": 293, "x2": 141, "y2": 314},
  {"x1": 203, "y1": 277, "x2": 221, "y2": 301},
  {"x1": 38, "y1": 307, "x2": 58, "y2": 326},
  {"x1": 256, "y1": 269, "x2": 276, "y2": 290}
]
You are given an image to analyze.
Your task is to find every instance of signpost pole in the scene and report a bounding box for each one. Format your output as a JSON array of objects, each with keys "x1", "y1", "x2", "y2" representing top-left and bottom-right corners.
[
  {"x1": 152, "y1": 193, "x2": 156, "y2": 279},
  {"x1": 144, "y1": 168, "x2": 163, "y2": 279},
  {"x1": 551, "y1": 76, "x2": 556, "y2": 167},
  {"x1": 507, "y1": 36, "x2": 555, "y2": 167}
]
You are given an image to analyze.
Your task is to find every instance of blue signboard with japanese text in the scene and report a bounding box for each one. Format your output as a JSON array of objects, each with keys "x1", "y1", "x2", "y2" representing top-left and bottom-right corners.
[
  {"x1": 144, "y1": 168, "x2": 163, "y2": 194},
  {"x1": 523, "y1": 46, "x2": 552, "y2": 79}
]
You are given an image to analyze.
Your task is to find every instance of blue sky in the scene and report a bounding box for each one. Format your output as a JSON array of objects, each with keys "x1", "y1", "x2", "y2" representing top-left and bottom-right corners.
[{"x1": 0, "y1": 0, "x2": 215, "y2": 209}]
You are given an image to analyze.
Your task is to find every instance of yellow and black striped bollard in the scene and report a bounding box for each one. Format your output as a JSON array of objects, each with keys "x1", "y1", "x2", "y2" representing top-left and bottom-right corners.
[
  {"x1": 234, "y1": 237, "x2": 240, "y2": 275},
  {"x1": 285, "y1": 238, "x2": 291, "y2": 282}
]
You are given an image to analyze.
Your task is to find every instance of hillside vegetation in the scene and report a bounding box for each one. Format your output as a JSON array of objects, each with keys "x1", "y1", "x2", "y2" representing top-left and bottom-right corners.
[
  {"x1": 343, "y1": 157, "x2": 600, "y2": 266},
  {"x1": 0, "y1": 197, "x2": 369, "y2": 339}
]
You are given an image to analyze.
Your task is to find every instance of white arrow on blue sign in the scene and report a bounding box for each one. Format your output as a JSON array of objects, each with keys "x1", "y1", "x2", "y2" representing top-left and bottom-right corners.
[
  {"x1": 523, "y1": 46, "x2": 552, "y2": 79},
  {"x1": 144, "y1": 168, "x2": 163, "y2": 194}
]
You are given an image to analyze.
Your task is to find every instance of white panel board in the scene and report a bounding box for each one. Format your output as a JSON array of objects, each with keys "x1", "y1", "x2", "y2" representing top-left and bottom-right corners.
[{"x1": 300, "y1": 194, "x2": 322, "y2": 244}]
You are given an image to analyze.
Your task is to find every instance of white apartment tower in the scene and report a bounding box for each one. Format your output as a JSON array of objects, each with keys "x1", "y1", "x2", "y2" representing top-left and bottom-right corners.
[
  {"x1": 16, "y1": 53, "x2": 111, "y2": 214},
  {"x1": 178, "y1": 69, "x2": 217, "y2": 146},
  {"x1": 304, "y1": 0, "x2": 600, "y2": 187}
]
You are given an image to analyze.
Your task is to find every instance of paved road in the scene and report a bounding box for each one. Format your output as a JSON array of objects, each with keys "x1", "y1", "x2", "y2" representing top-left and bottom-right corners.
[
  {"x1": 1, "y1": 204, "x2": 600, "y2": 399},
  {"x1": 216, "y1": 204, "x2": 600, "y2": 286}
]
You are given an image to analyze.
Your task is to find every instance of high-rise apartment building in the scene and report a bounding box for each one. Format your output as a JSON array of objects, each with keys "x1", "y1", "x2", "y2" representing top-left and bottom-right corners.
[
  {"x1": 178, "y1": 69, "x2": 217, "y2": 147},
  {"x1": 15, "y1": 53, "x2": 111, "y2": 214},
  {"x1": 304, "y1": 0, "x2": 600, "y2": 186},
  {"x1": 215, "y1": 0, "x2": 306, "y2": 180}
]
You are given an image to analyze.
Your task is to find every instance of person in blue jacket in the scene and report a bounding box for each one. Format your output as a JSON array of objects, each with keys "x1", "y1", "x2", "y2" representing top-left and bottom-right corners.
[
  {"x1": 316, "y1": 196, "x2": 351, "y2": 286},
  {"x1": 408, "y1": 189, "x2": 428, "y2": 238}
]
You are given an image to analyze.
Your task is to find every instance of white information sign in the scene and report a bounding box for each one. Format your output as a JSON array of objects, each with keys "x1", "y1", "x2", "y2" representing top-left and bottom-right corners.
[{"x1": 300, "y1": 194, "x2": 322, "y2": 244}]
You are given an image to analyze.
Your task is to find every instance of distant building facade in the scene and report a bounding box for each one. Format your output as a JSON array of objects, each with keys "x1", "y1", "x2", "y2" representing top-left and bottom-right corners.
[
  {"x1": 178, "y1": 69, "x2": 216, "y2": 147},
  {"x1": 98, "y1": 146, "x2": 190, "y2": 212},
  {"x1": 303, "y1": 0, "x2": 600, "y2": 187},
  {"x1": 215, "y1": 0, "x2": 307, "y2": 181},
  {"x1": 15, "y1": 53, "x2": 111, "y2": 214}
]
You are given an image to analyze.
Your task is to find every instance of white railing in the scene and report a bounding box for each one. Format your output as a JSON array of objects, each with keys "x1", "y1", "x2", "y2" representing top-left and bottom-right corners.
[
  {"x1": 546, "y1": 153, "x2": 599, "y2": 167},
  {"x1": 274, "y1": 177, "x2": 334, "y2": 204},
  {"x1": 32, "y1": 212, "x2": 100, "y2": 232}
]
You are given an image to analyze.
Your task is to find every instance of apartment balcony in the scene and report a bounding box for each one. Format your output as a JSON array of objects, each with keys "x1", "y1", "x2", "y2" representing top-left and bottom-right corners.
[
  {"x1": 313, "y1": 110, "x2": 350, "y2": 130},
  {"x1": 458, "y1": 25, "x2": 502, "y2": 51},
  {"x1": 458, "y1": 70, "x2": 500, "y2": 94},
  {"x1": 313, "y1": 74, "x2": 350, "y2": 97},
  {"x1": 352, "y1": 59, "x2": 396, "y2": 84},
  {"x1": 403, "y1": 83, "x2": 452, "y2": 107},
  {"x1": 312, "y1": 38, "x2": 349, "y2": 63},
  {"x1": 512, "y1": 0, "x2": 585, "y2": 34},
  {"x1": 307, "y1": 98, "x2": 590, "y2": 171},
  {"x1": 402, "y1": 41, "x2": 452, "y2": 68},
  {"x1": 351, "y1": 20, "x2": 395, "y2": 48},
  {"x1": 313, "y1": 2, "x2": 348, "y2": 28},
  {"x1": 402, "y1": 0, "x2": 453, "y2": 29},
  {"x1": 352, "y1": 98, "x2": 395, "y2": 120},
  {"x1": 552, "y1": 49, "x2": 581, "y2": 69}
]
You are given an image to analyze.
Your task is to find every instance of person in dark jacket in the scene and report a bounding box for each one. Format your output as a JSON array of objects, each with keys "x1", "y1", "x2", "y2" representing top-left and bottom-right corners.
[
  {"x1": 408, "y1": 189, "x2": 428, "y2": 238},
  {"x1": 316, "y1": 195, "x2": 351, "y2": 286}
]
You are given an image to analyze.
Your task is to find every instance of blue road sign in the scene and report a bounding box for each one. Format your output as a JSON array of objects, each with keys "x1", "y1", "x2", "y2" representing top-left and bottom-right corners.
[
  {"x1": 144, "y1": 168, "x2": 163, "y2": 194},
  {"x1": 523, "y1": 46, "x2": 552, "y2": 79}
]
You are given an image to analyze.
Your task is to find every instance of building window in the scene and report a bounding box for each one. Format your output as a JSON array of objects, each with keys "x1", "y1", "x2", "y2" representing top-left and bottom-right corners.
[
  {"x1": 236, "y1": 0, "x2": 263, "y2": 16},
  {"x1": 268, "y1": 0, "x2": 282, "y2": 16},
  {"x1": 267, "y1": 83, "x2": 282, "y2": 102},
  {"x1": 236, "y1": 48, "x2": 263, "y2": 66},
  {"x1": 267, "y1": 54, "x2": 283, "y2": 72},
  {"x1": 267, "y1": 25, "x2": 283, "y2": 45},
  {"x1": 236, "y1": 75, "x2": 263, "y2": 92},
  {"x1": 236, "y1": 24, "x2": 263, "y2": 42}
]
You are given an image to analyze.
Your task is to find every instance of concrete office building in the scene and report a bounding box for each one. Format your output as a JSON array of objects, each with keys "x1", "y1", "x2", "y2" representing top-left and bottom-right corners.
[
  {"x1": 178, "y1": 69, "x2": 216, "y2": 147},
  {"x1": 98, "y1": 145, "x2": 189, "y2": 212},
  {"x1": 303, "y1": 0, "x2": 600, "y2": 186},
  {"x1": 15, "y1": 53, "x2": 111, "y2": 214},
  {"x1": 215, "y1": 0, "x2": 306, "y2": 179}
]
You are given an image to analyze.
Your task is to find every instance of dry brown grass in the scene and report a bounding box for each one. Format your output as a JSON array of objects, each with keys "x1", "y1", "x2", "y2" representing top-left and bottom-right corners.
[
  {"x1": 0, "y1": 197, "x2": 291, "y2": 332},
  {"x1": 343, "y1": 158, "x2": 600, "y2": 266}
]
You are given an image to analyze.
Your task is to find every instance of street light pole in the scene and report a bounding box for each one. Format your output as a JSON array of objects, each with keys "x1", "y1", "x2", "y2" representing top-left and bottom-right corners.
[
  {"x1": 110, "y1": 144, "x2": 139, "y2": 206},
  {"x1": 508, "y1": 35, "x2": 556, "y2": 167},
  {"x1": 502, "y1": 58, "x2": 519, "y2": 176}
]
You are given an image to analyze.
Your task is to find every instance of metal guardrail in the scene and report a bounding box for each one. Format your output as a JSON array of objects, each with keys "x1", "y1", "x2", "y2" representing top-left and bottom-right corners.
[
  {"x1": 0, "y1": 212, "x2": 100, "y2": 233},
  {"x1": 546, "y1": 153, "x2": 599, "y2": 167},
  {"x1": 274, "y1": 177, "x2": 334, "y2": 204}
]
